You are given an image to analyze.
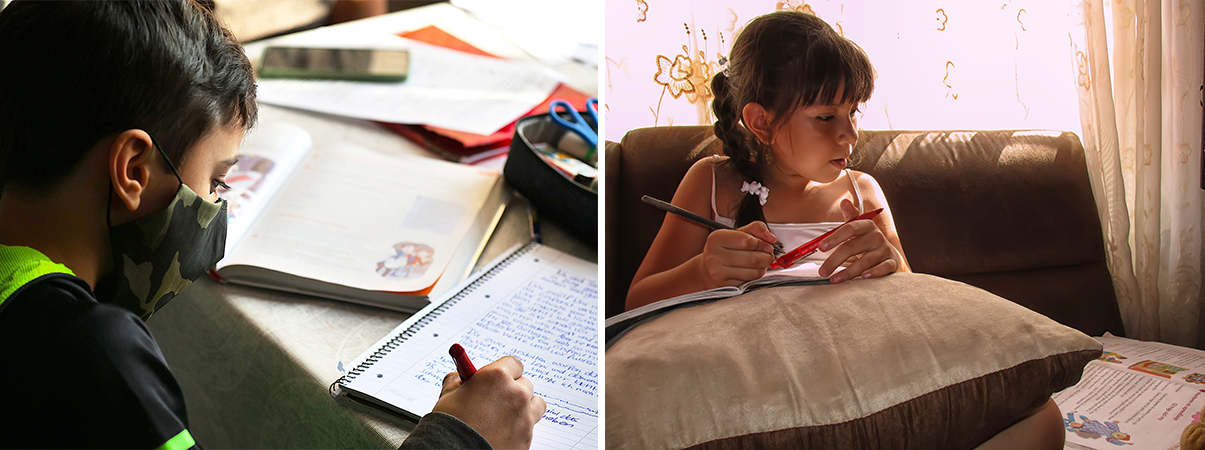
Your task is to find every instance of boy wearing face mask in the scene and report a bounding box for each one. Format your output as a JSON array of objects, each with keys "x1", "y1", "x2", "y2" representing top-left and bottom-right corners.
[{"x1": 0, "y1": 1, "x2": 545, "y2": 449}]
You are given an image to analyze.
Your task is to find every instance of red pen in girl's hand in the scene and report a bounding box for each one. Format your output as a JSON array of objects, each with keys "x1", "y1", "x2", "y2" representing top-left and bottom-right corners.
[
  {"x1": 769, "y1": 208, "x2": 884, "y2": 270},
  {"x1": 449, "y1": 343, "x2": 477, "y2": 380}
]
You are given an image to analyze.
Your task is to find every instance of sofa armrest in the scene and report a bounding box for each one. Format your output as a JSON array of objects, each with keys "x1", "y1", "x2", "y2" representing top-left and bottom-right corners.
[{"x1": 605, "y1": 140, "x2": 623, "y2": 319}]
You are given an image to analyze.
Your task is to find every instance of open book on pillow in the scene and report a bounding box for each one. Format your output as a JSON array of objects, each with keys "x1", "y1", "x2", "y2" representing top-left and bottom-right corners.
[{"x1": 605, "y1": 262, "x2": 831, "y2": 345}]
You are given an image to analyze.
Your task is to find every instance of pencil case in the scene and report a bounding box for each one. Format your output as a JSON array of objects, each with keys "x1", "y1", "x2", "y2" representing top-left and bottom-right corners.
[{"x1": 504, "y1": 111, "x2": 598, "y2": 246}]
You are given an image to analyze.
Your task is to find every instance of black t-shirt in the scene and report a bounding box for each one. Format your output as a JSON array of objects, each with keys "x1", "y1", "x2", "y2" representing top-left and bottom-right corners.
[
  {"x1": 0, "y1": 273, "x2": 494, "y2": 449},
  {"x1": 0, "y1": 273, "x2": 194, "y2": 449}
]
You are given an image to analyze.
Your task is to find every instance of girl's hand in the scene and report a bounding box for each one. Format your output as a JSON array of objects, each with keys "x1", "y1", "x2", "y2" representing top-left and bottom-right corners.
[
  {"x1": 818, "y1": 199, "x2": 903, "y2": 284},
  {"x1": 694, "y1": 221, "x2": 778, "y2": 289}
]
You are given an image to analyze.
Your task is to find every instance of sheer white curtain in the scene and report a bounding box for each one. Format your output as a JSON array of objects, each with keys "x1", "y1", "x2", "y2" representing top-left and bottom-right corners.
[
  {"x1": 605, "y1": 0, "x2": 1205, "y2": 345},
  {"x1": 1073, "y1": 0, "x2": 1204, "y2": 346}
]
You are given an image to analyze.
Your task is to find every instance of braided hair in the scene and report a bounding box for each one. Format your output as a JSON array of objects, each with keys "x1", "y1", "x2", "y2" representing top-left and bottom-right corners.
[{"x1": 710, "y1": 11, "x2": 874, "y2": 227}]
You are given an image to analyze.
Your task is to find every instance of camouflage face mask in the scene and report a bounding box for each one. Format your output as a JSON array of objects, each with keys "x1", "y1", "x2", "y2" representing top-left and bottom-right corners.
[{"x1": 103, "y1": 139, "x2": 227, "y2": 320}]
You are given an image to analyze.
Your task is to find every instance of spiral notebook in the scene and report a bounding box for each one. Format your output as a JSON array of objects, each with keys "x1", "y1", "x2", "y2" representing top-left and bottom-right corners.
[{"x1": 333, "y1": 242, "x2": 598, "y2": 450}]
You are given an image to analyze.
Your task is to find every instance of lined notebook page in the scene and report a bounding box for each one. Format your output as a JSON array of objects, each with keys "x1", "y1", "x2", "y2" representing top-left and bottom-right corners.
[{"x1": 345, "y1": 244, "x2": 598, "y2": 450}]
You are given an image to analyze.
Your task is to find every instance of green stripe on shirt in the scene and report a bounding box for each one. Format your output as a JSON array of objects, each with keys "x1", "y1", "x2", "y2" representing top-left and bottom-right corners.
[
  {"x1": 157, "y1": 429, "x2": 195, "y2": 450},
  {"x1": 0, "y1": 245, "x2": 75, "y2": 306}
]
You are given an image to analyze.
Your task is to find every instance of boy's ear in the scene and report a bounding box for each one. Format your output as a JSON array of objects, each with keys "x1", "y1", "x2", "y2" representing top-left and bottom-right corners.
[
  {"x1": 741, "y1": 102, "x2": 773, "y2": 145},
  {"x1": 108, "y1": 129, "x2": 157, "y2": 212}
]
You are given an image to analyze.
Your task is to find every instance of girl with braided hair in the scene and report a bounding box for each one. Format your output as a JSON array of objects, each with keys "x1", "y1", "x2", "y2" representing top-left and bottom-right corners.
[
  {"x1": 626, "y1": 11, "x2": 911, "y2": 310},
  {"x1": 623, "y1": 14, "x2": 1071, "y2": 446}
]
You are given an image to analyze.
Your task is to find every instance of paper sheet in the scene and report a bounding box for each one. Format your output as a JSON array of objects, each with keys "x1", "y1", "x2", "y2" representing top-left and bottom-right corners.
[
  {"x1": 450, "y1": 0, "x2": 600, "y2": 66},
  {"x1": 346, "y1": 244, "x2": 599, "y2": 450},
  {"x1": 762, "y1": 261, "x2": 825, "y2": 280},
  {"x1": 255, "y1": 32, "x2": 563, "y2": 135}
]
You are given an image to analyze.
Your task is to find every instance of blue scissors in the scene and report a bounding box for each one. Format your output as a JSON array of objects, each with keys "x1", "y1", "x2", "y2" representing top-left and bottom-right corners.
[{"x1": 549, "y1": 97, "x2": 598, "y2": 149}]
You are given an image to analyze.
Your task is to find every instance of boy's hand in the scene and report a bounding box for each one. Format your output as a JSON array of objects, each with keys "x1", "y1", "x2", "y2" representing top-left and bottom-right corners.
[
  {"x1": 694, "y1": 221, "x2": 778, "y2": 289},
  {"x1": 818, "y1": 199, "x2": 902, "y2": 283},
  {"x1": 432, "y1": 356, "x2": 546, "y2": 450}
]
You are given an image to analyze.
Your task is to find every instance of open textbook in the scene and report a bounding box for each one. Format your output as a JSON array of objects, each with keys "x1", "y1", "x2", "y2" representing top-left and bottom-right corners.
[
  {"x1": 604, "y1": 262, "x2": 831, "y2": 346},
  {"x1": 212, "y1": 120, "x2": 508, "y2": 311},
  {"x1": 1055, "y1": 333, "x2": 1205, "y2": 450}
]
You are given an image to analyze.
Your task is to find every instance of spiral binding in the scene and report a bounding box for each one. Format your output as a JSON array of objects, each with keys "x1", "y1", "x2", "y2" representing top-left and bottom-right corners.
[{"x1": 330, "y1": 242, "x2": 538, "y2": 398}]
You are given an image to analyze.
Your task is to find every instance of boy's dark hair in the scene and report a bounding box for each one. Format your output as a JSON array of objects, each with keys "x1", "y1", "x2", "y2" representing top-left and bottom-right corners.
[
  {"x1": 711, "y1": 11, "x2": 874, "y2": 227},
  {"x1": 0, "y1": 0, "x2": 257, "y2": 191}
]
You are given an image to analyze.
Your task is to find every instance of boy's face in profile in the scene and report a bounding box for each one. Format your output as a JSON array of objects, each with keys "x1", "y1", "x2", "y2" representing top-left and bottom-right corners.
[
  {"x1": 178, "y1": 123, "x2": 244, "y2": 204},
  {"x1": 130, "y1": 123, "x2": 245, "y2": 222}
]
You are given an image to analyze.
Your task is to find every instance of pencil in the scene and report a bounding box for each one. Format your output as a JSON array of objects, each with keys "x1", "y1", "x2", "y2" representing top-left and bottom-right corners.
[{"x1": 641, "y1": 195, "x2": 785, "y2": 257}]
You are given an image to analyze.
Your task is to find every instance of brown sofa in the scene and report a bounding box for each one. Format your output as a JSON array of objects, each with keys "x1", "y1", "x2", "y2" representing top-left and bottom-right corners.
[{"x1": 604, "y1": 126, "x2": 1126, "y2": 337}]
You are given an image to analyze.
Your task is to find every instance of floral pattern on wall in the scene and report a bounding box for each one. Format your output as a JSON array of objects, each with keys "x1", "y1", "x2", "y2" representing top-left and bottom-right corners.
[
  {"x1": 649, "y1": 22, "x2": 728, "y2": 126},
  {"x1": 605, "y1": 0, "x2": 1083, "y2": 142}
]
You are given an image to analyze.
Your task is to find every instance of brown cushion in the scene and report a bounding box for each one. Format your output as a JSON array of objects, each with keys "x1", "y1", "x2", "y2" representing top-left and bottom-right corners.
[{"x1": 605, "y1": 273, "x2": 1102, "y2": 449}]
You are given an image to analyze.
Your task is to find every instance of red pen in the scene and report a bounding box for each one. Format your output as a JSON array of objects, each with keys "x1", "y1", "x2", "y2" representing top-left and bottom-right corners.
[
  {"x1": 449, "y1": 343, "x2": 477, "y2": 380},
  {"x1": 769, "y1": 208, "x2": 884, "y2": 270}
]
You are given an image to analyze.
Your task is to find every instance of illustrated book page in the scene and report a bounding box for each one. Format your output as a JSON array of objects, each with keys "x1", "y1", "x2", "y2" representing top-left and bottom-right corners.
[
  {"x1": 216, "y1": 140, "x2": 502, "y2": 299},
  {"x1": 220, "y1": 120, "x2": 314, "y2": 252},
  {"x1": 1055, "y1": 333, "x2": 1205, "y2": 450}
]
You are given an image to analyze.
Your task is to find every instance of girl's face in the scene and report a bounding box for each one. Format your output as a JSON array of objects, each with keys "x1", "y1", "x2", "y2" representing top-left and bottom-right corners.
[{"x1": 766, "y1": 92, "x2": 860, "y2": 185}]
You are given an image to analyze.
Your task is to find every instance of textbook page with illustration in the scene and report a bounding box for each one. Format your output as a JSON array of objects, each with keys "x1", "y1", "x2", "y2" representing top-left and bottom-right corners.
[
  {"x1": 604, "y1": 262, "x2": 831, "y2": 345},
  {"x1": 218, "y1": 120, "x2": 315, "y2": 250},
  {"x1": 335, "y1": 242, "x2": 599, "y2": 450},
  {"x1": 212, "y1": 119, "x2": 508, "y2": 312},
  {"x1": 1054, "y1": 333, "x2": 1205, "y2": 450}
]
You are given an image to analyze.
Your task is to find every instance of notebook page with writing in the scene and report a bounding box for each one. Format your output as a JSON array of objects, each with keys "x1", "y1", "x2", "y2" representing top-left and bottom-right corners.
[{"x1": 342, "y1": 243, "x2": 598, "y2": 450}]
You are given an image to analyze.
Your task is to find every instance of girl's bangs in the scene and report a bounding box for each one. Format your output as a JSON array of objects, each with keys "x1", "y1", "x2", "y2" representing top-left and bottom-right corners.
[{"x1": 790, "y1": 35, "x2": 874, "y2": 110}]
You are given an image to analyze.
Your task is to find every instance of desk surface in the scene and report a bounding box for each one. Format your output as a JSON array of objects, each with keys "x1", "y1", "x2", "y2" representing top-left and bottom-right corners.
[{"x1": 146, "y1": 5, "x2": 597, "y2": 448}]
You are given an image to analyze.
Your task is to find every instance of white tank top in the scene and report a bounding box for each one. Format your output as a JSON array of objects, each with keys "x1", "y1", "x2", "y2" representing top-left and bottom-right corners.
[{"x1": 710, "y1": 157, "x2": 864, "y2": 265}]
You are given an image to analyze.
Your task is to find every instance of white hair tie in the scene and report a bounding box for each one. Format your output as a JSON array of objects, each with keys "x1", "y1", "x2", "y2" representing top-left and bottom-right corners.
[{"x1": 741, "y1": 181, "x2": 769, "y2": 206}]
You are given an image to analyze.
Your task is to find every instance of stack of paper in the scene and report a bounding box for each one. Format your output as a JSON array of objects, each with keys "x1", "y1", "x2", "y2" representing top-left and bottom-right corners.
[
  {"x1": 376, "y1": 26, "x2": 593, "y2": 164},
  {"x1": 255, "y1": 29, "x2": 564, "y2": 136},
  {"x1": 450, "y1": 0, "x2": 600, "y2": 67}
]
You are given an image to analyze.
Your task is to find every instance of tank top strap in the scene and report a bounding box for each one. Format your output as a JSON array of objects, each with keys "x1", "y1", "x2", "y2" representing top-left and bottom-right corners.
[
  {"x1": 846, "y1": 168, "x2": 864, "y2": 215},
  {"x1": 710, "y1": 155, "x2": 720, "y2": 220}
]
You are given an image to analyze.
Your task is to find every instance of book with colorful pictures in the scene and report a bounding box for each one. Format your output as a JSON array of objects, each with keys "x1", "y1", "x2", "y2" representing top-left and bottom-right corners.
[
  {"x1": 210, "y1": 119, "x2": 508, "y2": 312},
  {"x1": 333, "y1": 242, "x2": 599, "y2": 450},
  {"x1": 1053, "y1": 333, "x2": 1205, "y2": 449}
]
